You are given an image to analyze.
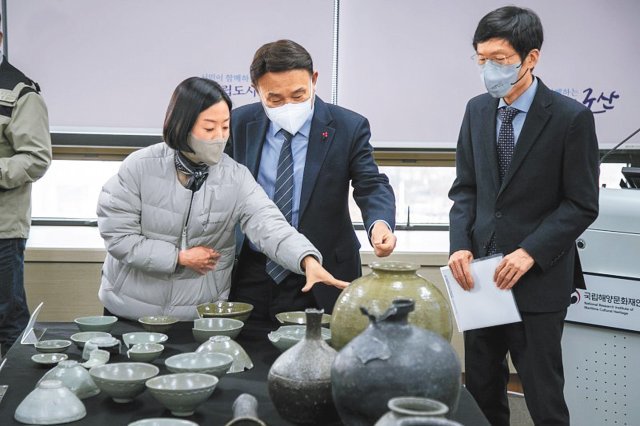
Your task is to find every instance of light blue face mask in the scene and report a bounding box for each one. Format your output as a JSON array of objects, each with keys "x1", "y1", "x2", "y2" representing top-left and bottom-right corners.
[{"x1": 480, "y1": 60, "x2": 522, "y2": 98}]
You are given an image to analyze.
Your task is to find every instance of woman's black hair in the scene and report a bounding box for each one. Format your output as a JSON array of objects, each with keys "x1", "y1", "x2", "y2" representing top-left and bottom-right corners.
[{"x1": 163, "y1": 77, "x2": 232, "y2": 152}]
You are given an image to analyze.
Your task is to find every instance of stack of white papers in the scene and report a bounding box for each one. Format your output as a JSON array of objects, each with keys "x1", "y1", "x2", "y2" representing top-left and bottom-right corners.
[{"x1": 440, "y1": 254, "x2": 521, "y2": 332}]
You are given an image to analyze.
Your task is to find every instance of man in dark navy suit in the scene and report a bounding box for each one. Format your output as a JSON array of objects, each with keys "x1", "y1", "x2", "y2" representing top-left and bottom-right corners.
[
  {"x1": 227, "y1": 40, "x2": 396, "y2": 320},
  {"x1": 447, "y1": 7, "x2": 599, "y2": 426}
]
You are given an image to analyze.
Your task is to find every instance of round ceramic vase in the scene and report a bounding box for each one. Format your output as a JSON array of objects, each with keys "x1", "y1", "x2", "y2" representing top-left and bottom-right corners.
[
  {"x1": 331, "y1": 298, "x2": 462, "y2": 426},
  {"x1": 268, "y1": 309, "x2": 339, "y2": 425},
  {"x1": 331, "y1": 262, "x2": 453, "y2": 350},
  {"x1": 374, "y1": 397, "x2": 463, "y2": 426}
]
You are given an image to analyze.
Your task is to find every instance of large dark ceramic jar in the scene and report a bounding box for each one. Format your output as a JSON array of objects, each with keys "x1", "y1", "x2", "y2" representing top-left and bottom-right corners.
[
  {"x1": 332, "y1": 299, "x2": 461, "y2": 426},
  {"x1": 331, "y1": 261, "x2": 453, "y2": 350},
  {"x1": 268, "y1": 309, "x2": 338, "y2": 425}
]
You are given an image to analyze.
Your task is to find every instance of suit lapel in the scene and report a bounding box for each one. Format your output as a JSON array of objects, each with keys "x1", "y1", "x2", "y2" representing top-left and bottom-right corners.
[
  {"x1": 298, "y1": 98, "x2": 335, "y2": 224},
  {"x1": 499, "y1": 81, "x2": 552, "y2": 196},
  {"x1": 480, "y1": 98, "x2": 501, "y2": 192},
  {"x1": 244, "y1": 112, "x2": 269, "y2": 178}
]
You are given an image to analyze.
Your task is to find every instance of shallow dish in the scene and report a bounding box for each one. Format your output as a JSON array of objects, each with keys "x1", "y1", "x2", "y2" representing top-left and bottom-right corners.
[
  {"x1": 129, "y1": 419, "x2": 199, "y2": 426},
  {"x1": 196, "y1": 302, "x2": 253, "y2": 322},
  {"x1": 70, "y1": 331, "x2": 112, "y2": 348},
  {"x1": 196, "y1": 336, "x2": 253, "y2": 373},
  {"x1": 192, "y1": 318, "x2": 244, "y2": 342},
  {"x1": 74, "y1": 315, "x2": 118, "y2": 332},
  {"x1": 14, "y1": 380, "x2": 86, "y2": 424},
  {"x1": 127, "y1": 343, "x2": 164, "y2": 362},
  {"x1": 146, "y1": 373, "x2": 218, "y2": 417},
  {"x1": 34, "y1": 339, "x2": 72, "y2": 353},
  {"x1": 164, "y1": 352, "x2": 233, "y2": 378},
  {"x1": 268, "y1": 325, "x2": 332, "y2": 352},
  {"x1": 31, "y1": 353, "x2": 68, "y2": 366},
  {"x1": 122, "y1": 332, "x2": 168, "y2": 348},
  {"x1": 138, "y1": 315, "x2": 180, "y2": 333},
  {"x1": 89, "y1": 362, "x2": 159, "y2": 403},
  {"x1": 276, "y1": 311, "x2": 332, "y2": 327}
]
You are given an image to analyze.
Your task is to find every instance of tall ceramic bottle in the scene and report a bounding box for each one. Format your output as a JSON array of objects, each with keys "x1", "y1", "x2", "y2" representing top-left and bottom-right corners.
[
  {"x1": 331, "y1": 261, "x2": 453, "y2": 350},
  {"x1": 332, "y1": 298, "x2": 461, "y2": 426},
  {"x1": 268, "y1": 308, "x2": 339, "y2": 425}
]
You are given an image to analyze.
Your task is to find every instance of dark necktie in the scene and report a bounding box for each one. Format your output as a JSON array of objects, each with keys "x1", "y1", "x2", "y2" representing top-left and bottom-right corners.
[
  {"x1": 266, "y1": 130, "x2": 294, "y2": 284},
  {"x1": 497, "y1": 106, "x2": 520, "y2": 183},
  {"x1": 488, "y1": 107, "x2": 520, "y2": 255}
]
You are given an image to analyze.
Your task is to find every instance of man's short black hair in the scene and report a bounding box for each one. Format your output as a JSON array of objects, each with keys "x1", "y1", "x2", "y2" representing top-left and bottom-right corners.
[
  {"x1": 250, "y1": 39, "x2": 313, "y2": 86},
  {"x1": 473, "y1": 6, "x2": 544, "y2": 61},
  {"x1": 163, "y1": 77, "x2": 232, "y2": 153}
]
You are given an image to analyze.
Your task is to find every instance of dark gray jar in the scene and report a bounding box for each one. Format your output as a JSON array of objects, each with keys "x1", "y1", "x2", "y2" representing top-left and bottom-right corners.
[
  {"x1": 332, "y1": 298, "x2": 462, "y2": 426},
  {"x1": 268, "y1": 308, "x2": 339, "y2": 425}
]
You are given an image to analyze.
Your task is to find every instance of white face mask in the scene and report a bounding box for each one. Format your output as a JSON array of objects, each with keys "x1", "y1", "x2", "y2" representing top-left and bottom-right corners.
[
  {"x1": 187, "y1": 134, "x2": 227, "y2": 166},
  {"x1": 260, "y1": 81, "x2": 315, "y2": 135}
]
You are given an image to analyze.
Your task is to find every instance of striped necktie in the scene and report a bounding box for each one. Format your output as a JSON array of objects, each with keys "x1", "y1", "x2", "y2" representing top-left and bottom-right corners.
[{"x1": 266, "y1": 130, "x2": 294, "y2": 284}]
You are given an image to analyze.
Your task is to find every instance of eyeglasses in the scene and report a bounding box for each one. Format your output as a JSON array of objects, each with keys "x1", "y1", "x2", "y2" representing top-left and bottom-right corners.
[{"x1": 471, "y1": 53, "x2": 519, "y2": 66}]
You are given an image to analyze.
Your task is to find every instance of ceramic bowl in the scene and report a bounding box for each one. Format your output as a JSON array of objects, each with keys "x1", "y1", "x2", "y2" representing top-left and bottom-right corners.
[
  {"x1": 34, "y1": 339, "x2": 72, "y2": 353},
  {"x1": 195, "y1": 336, "x2": 253, "y2": 373},
  {"x1": 122, "y1": 332, "x2": 168, "y2": 348},
  {"x1": 89, "y1": 362, "x2": 159, "y2": 403},
  {"x1": 31, "y1": 353, "x2": 68, "y2": 366},
  {"x1": 268, "y1": 325, "x2": 332, "y2": 352},
  {"x1": 276, "y1": 311, "x2": 332, "y2": 327},
  {"x1": 81, "y1": 349, "x2": 110, "y2": 369},
  {"x1": 138, "y1": 315, "x2": 180, "y2": 333},
  {"x1": 129, "y1": 419, "x2": 199, "y2": 426},
  {"x1": 38, "y1": 360, "x2": 101, "y2": 399},
  {"x1": 196, "y1": 302, "x2": 253, "y2": 322},
  {"x1": 70, "y1": 331, "x2": 112, "y2": 348},
  {"x1": 82, "y1": 336, "x2": 121, "y2": 359},
  {"x1": 127, "y1": 343, "x2": 164, "y2": 362},
  {"x1": 164, "y1": 352, "x2": 234, "y2": 378},
  {"x1": 74, "y1": 315, "x2": 118, "y2": 332},
  {"x1": 192, "y1": 318, "x2": 244, "y2": 342},
  {"x1": 14, "y1": 380, "x2": 86, "y2": 424},
  {"x1": 145, "y1": 373, "x2": 218, "y2": 417}
]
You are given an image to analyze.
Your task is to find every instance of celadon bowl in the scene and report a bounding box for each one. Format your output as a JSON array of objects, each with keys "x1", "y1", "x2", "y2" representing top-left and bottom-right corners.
[
  {"x1": 15, "y1": 380, "x2": 86, "y2": 424},
  {"x1": 38, "y1": 360, "x2": 100, "y2": 399},
  {"x1": 268, "y1": 325, "x2": 332, "y2": 352},
  {"x1": 276, "y1": 311, "x2": 332, "y2": 327},
  {"x1": 70, "y1": 331, "x2": 112, "y2": 348},
  {"x1": 31, "y1": 353, "x2": 68, "y2": 367},
  {"x1": 122, "y1": 332, "x2": 168, "y2": 348},
  {"x1": 164, "y1": 352, "x2": 233, "y2": 378},
  {"x1": 127, "y1": 343, "x2": 164, "y2": 362},
  {"x1": 74, "y1": 315, "x2": 118, "y2": 332},
  {"x1": 196, "y1": 302, "x2": 253, "y2": 322},
  {"x1": 89, "y1": 362, "x2": 159, "y2": 403},
  {"x1": 128, "y1": 419, "x2": 199, "y2": 426},
  {"x1": 34, "y1": 339, "x2": 72, "y2": 353},
  {"x1": 195, "y1": 336, "x2": 253, "y2": 373},
  {"x1": 145, "y1": 373, "x2": 218, "y2": 417},
  {"x1": 192, "y1": 318, "x2": 244, "y2": 342},
  {"x1": 138, "y1": 316, "x2": 179, "y2": 333}
]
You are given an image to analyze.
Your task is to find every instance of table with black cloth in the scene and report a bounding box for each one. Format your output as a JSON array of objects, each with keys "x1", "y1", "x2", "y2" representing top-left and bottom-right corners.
[{"x1": 0, "y1": 319, "x2": 489, "y2": 425}]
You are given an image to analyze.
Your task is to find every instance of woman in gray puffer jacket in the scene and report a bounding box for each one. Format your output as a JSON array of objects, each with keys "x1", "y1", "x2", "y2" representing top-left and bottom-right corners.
[{"x1": 97, "y1": 77, "x2": 347, "y2": 320}]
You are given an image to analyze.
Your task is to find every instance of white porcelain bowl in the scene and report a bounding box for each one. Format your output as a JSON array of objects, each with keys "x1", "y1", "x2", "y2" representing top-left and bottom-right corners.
[
  {"x1": 145, "y1": 373, "x2": 218, "y2": 416},
  {"x1": 192, "y1": 318, "x2": 244, "y2": 342},
  {"x1": 34, "y1": 339, "x2": 72, "y2": 353},
  {"x1": 89, "y1": 362, "x2": 159, "y2": 403},
  {"x1": 14, "y1": 380, "x2": 86, "y2": 424},
  {"x1": 74, "y1": 315, "x2": 118, "y2": 332},
  {"x1": 122, "y1": 332, "x2": 168, "y2": 348},
  {"x1": 164, "y1": 352, "x2": 234, "y2": 378}
]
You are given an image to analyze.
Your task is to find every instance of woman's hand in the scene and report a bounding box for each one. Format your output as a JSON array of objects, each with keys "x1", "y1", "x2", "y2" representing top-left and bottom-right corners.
[
  {"x1": 300, "y1": 255, "x2": 350, "y2": 292},
  {"x1": 178, "y1": 246, "x2": 220, "y2": 275}
]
